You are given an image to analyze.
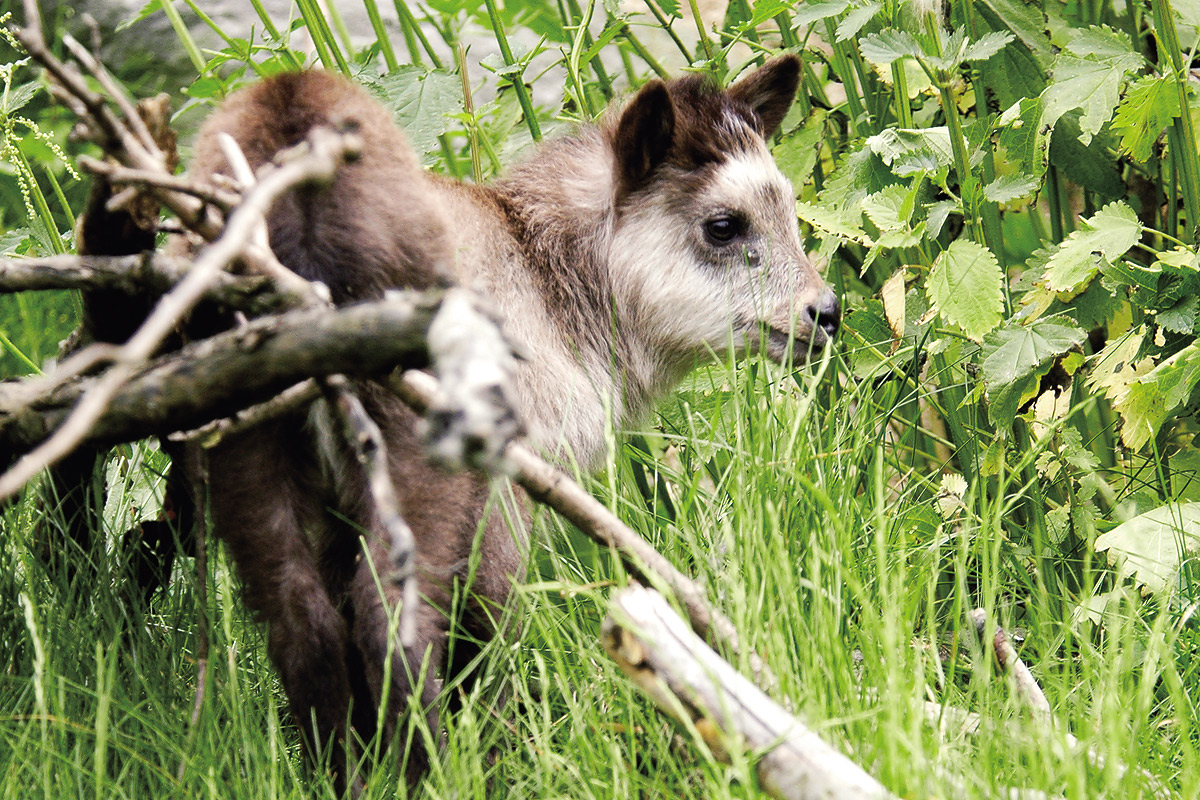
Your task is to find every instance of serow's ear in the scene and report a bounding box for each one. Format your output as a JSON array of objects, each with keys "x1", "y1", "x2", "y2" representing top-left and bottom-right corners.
[
  {"x1": 613, "y1": 80, "x2": 674, "y2": 199},
  {"x1": 728, "y1": 54, "x2": 801, "y2": 139}
]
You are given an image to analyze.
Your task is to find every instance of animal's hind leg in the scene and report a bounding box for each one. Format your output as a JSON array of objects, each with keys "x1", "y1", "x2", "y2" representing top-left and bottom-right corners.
[
  {"x1": 207, "y1": 424, "x2": 356, "y2": 788},
  {"x1": 346, "y1": 531, "x2": 447, "y2": 784}
]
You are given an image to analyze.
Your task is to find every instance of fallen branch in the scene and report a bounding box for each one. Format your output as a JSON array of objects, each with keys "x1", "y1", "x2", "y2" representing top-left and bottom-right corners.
[
  {"x1": 0, "y1": 293, "x2": 443, "y2": 460},
  {"x1": 0, "y1": 253, "x2": 282, "y2": 313},
  {"x1": 967, "y1": 609, "x2": 1169, "y2": 799},
  {"x1": 602, "y1": 585, "x2": 896, "y2": 800},
  {"x1": 0, "y1": 124, "x2": 359, "y2": 501}
]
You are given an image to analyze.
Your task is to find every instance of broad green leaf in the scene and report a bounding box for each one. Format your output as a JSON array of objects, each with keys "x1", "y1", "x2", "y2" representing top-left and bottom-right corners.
[
  {"x1": 858, "y1": 30, "x2": 925, "y2": 68},
  {"x1": 1111, "y1": 76, "x2": 1183, "y2": 163},
  {"x1": 1040, "y1": 202, "x2": 1141, "y2": 294},
  {"x1": 795, "y1": 201, "x2": 873, "y2": 245},
  {"x1": 927, "y1": 240, "x2": 1004, "y2": 341},
  {"x1": 958, "y1": 30, "x2": 1015, "y2": 64},
  {"x1": 1158, "y1": 295, "x2": 1200, "y2": 334},
  {"x1": 792, "y1": 0, "x2": 852, "y2": 25},
  {"x1": 1048, "y1": 114, "x2": 1126, "y2": 199},
  {"x1": 976, "y1": 0, "x2": 1053, "y2": 69},
  {"x1": 843, "y1": 299, "x2": 894, "y2": 379},
  {"x1": 984, "y1": 174, "x2": 1040, "y2": 202},
  {"x1": 1115, "y1": 342, "x2": 1200, "y2": 450},
  {"x1": 746, "y1": 0, "x2": 793, "y2": 27},
  {"x1": 861, "y1": 183, "x2": 912, "y2": 232},
  {"x1": 773, "y1": 109, "x2": 826, "y2": 189},
  {"x1": 1095, "y1": 503, "x2": 1200, "y2": 593},
  {"x1": 866, "y1": 127, "x2": 954, "y2": 175},
  {"x1": 835, "y1": 2, "x2": 881, "y2": 41},
  {"x1": 998, "y1": 98, "x2": 1048, "y2": 181},
  {"x1": 370, "y1": 66, "x2": 463, "y2": 161},
  {"x1": 980, "y1": 317, "x2": 1085, "y2": 426},
  {"x1": 1040, "y1": 26, "x2": 1144, "y2": 144}
]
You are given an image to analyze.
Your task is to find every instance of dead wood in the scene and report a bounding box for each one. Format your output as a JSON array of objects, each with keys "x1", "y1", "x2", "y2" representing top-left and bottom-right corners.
[
  {"x1": 0, "y1": 293, "x2": 443, "y2": 461},
  {"x1": 602, "y1": 585, "x2": 897, "y2": 800}
]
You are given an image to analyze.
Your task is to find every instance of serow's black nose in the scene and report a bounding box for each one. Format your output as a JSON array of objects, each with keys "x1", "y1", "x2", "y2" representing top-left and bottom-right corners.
[{"x1": 805, "y1": 288, "x2": 840, "y2": 341}]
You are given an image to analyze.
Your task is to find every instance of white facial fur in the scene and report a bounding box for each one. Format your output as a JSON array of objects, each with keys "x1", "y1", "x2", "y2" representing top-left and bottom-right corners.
[{"x1": 607, "y1": 139, "x2": 825, "y2": 389}]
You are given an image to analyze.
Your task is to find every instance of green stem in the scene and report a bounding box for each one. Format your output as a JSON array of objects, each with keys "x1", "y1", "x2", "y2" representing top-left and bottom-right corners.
[
  {"x1": 160, "y1": 0, "x2": 207, "y2": 73},
  {"x1": 457, "y1": 45, "x2": 483, "y2": 184},
  {"x1": 618, "y1": 21, "x2": 669, "y2": 79},
  {"x1": 774, "y1": 11, "x2": 799, "y2": 49},
  {"x1": 362, "y1": 0, "x2": 399, "y2": 70},
  {"x1": 937, "y1": 79, "x2": 983, "y2": 245},
  {"x1": 686, "y1": 0, "x2": 717, "y2": 67},
  {"x1": 1154, "y1": 0, "x2": 1200, "y2": 243},
  {"x1": 642, "y1": 0, "x2": 692, "y2": 61},
  {"x1": 482, "y1": 0, "x2": 542, "y2": 141}
]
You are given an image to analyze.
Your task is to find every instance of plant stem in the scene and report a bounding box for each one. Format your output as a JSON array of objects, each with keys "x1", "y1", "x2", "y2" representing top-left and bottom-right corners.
[
  {"x1": 362, "y1": 0, "x2": 399, "y2": 70},
  {"x1": 482, "y1": 0, "x2": 541, "y2": 141},
  {"x1": 1154, "y1": 0, "x2": 1200, "y2": 243}
]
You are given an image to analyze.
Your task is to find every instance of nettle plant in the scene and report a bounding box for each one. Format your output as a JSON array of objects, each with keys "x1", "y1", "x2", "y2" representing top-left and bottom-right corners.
[{"x1": 772, "y1": 0, "x2": 1200, "y2": 610}]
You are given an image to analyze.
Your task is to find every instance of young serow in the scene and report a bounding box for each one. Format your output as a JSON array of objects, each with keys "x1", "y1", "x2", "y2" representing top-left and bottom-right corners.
[{"x1": 108, "y1": 55, "x2": 837, "y2": 787}]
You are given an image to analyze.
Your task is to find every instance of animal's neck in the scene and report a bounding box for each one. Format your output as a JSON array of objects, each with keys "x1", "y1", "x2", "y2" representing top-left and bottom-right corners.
[{"x1": 487, "y1": 130, "x2": 673, "y2": 465}]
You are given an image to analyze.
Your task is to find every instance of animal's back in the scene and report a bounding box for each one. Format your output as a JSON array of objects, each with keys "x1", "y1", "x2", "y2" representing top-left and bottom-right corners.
[{"x1": 189, "y1": 71, "x2": 453, "y2": 300}]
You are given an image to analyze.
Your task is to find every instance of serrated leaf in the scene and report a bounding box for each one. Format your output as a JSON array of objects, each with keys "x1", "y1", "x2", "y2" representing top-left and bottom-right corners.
[
  {"x1": 1095, "y1": 503, "x2": 1200, "y2": 593},
  {"x1": 866, "y1": 127, "x2": 954, "y2": 175},
  {"x1": 745, "y1": 0, "x2": 793, "y2": 27},
  {"x1": 959, "y1": 30, "x2": 1015, "y2": 63},
  {"x1": 977, "y1": 0, "x2": 1053, "y2": 69},
  {"x1": 926, "y1": 199, "x2": 958, "y2": 240},
  {"x1": 998, "y1": 98, "x2": 1048, "y2": 183},
  {"x1": 1087, "y1": 328, "x2": 1151, "y2": 403},
  {"x1": 861, "y1": 183, "x2": 912, "y2": 232},
  {"x1": 1048, "y1": 113, "x2": 1126, "y2": 199},
  {"x1": 980, "y1": 318, "x2": 1086, "y2": 426},
  {"x1": 1114, "y1": 342, "x2": 1200, "y2": 450},
  {"x1": 1158, "y1": 295, "x2": 1199, "y2": 334},
  {"x1": 984, "y1": 173, "x2": 1040, "y2": 202},
  {"x1": 1040, "y1": 26, "x2": 1144, "y2": 144},
  {"x1": 1, "y1": 82, "x2": 40, "y2": 116},
  {"x1": 858, "y1": 30, "x2": 925, "y2": 68},
  {"x1": 370, "y1": 66, "x2": 463, "y2": 160},
  {"x1": 1041, "y1": 202, "x2": 1141, "y2": 294},
  {"x1": 795, "y1": 201, "x2": 873, "y2": 245},
  {"x1": 117, "y1": 0, "x2": 163, "y2": 31},
  {"x1": 927, "y1": 240, "x2": 1004, "y2": 340},
  {"x1": 1111, "y1": 76, "x2": 1183, "y2": 163},
  {"x1": 835, "y1": 2, "x2": 881, "y2": 41},
  {"x1": 843, "y1": 299, "x2": 893, "y2": 379},
  {"x1": 792, "y1": 0, "x2": 852, "y2": 25}
]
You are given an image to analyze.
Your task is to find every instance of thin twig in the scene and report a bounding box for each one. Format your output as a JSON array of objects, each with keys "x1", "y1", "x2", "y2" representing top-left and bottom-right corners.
[
  {"x1": 60, "y1": 32, "x2": 161, "y2": 160},
  {"x1": 168, "y1": 379, "x2": 323, "y2": 446},
  {"x1": 78, "y1": 156, "x2": 240, "y2": 212},
  {"x1": 321, "y1": 376, "x2": 419, "y2": 649}
]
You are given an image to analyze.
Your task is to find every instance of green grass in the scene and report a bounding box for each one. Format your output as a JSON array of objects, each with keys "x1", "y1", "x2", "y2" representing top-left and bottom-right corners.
[{"x1": 0, "y1": 0, "x2": 1198, "y2": 798}]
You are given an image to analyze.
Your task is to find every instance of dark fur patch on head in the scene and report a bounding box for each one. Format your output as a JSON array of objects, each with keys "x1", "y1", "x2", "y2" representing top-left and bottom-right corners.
[{"x1": 660, "y1": 74, "x2": 761, "y2": 171}]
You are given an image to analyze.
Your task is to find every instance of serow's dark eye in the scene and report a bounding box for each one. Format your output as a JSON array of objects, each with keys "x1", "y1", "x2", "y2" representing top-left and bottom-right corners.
[{"x1": 704, "y1": 215, "x2": 741, "y2": 245}]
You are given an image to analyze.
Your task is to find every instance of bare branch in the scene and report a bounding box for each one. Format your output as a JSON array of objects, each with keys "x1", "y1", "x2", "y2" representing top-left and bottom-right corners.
[
  {"x1": 60, "y1": 32, "x2": 161, "y2": 160},
  {"x1": 968, "y1": 609, "x2": 1050, "y2": 716},
  {"x1": 78, "y1": 156, "x2": 239, "y2": 212},
  {"x1": 322, "y1": 376, "x2": 420, "y2": 649},
  {"x1": 603, "y1": 586, "x2": 896, "y2": 800},
  {"x1": 0, "y1": 253, "x2": 279, "y2": 311},
  {"x1": 0, "y1": 293, "x2": 442, "y2": 478},
  {"x1": 168, "y1": 380, "x2": 323, "y2": 447}
]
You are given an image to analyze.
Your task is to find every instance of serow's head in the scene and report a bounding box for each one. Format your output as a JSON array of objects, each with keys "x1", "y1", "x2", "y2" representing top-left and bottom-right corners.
[{"x1": 609, "y1": 55, "x2": 838, "y2": 369}]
